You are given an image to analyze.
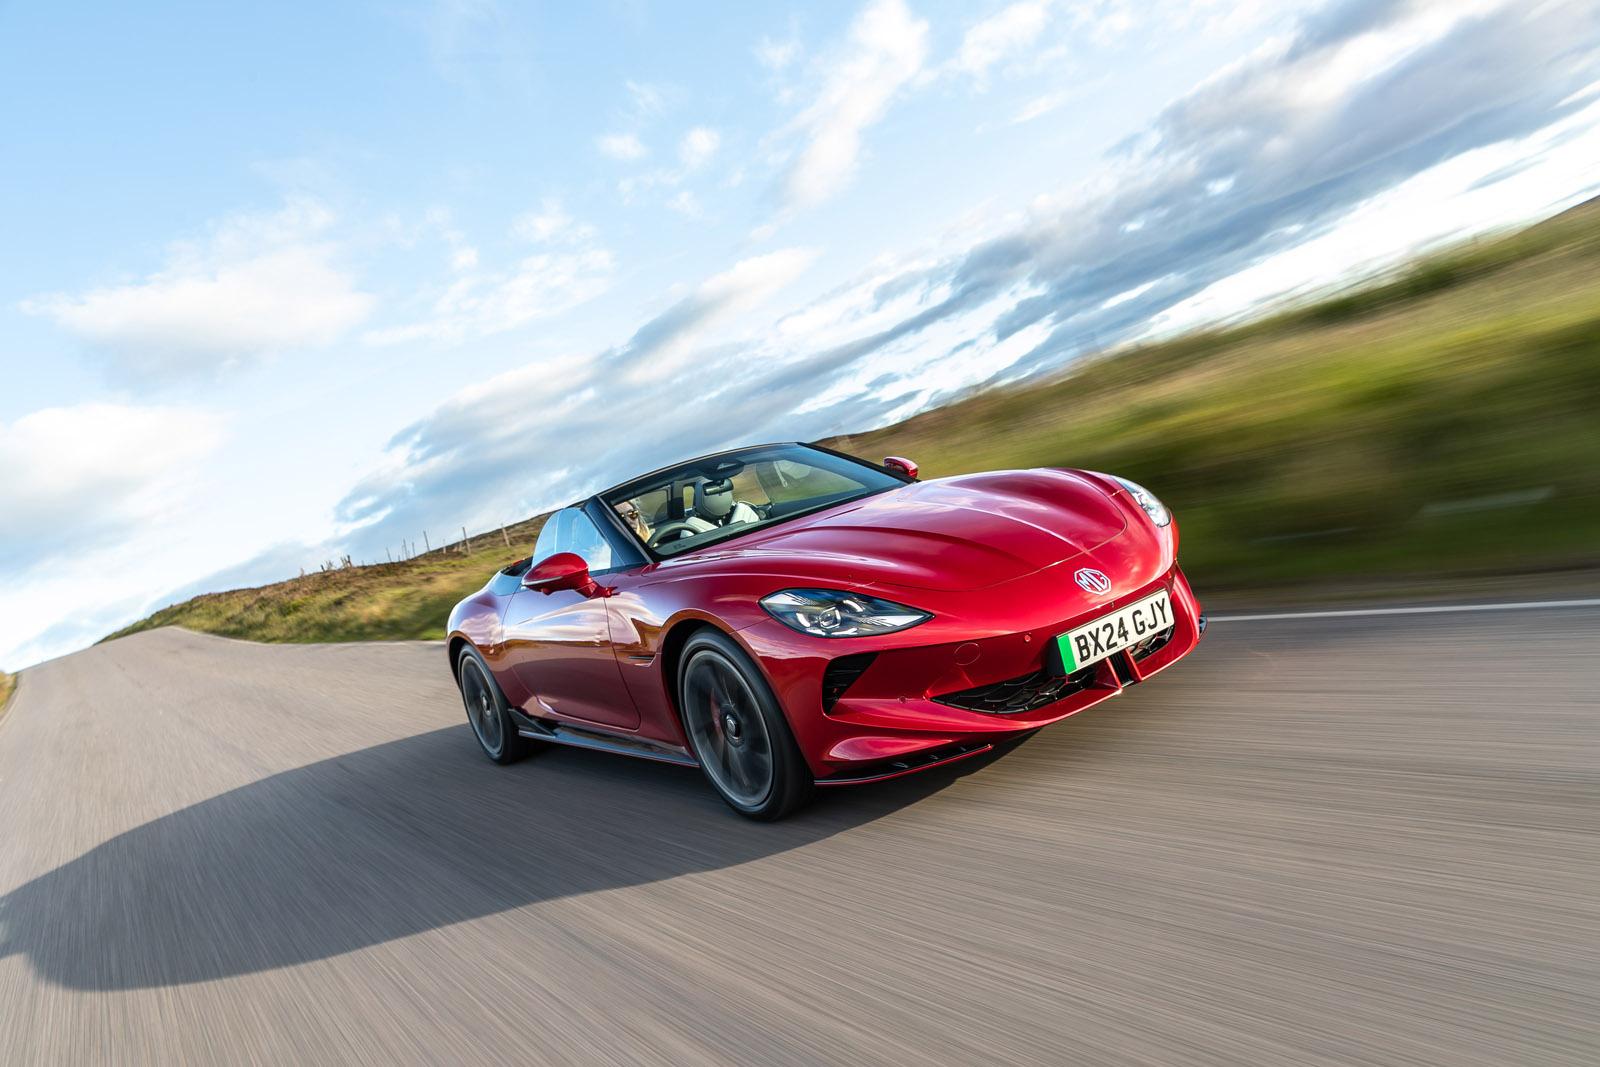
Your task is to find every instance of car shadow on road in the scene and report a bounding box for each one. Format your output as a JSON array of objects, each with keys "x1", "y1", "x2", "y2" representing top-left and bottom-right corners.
[{"x1": 0, "y1": 725, "x2": 1023, "y2": 990}]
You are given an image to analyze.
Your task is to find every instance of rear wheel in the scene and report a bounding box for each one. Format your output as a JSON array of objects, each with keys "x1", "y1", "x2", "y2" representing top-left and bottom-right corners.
[
  {"x1": 679, "y1": 630, "x2": 813, "y2": 820},
  {"x1": 457, "y1": 647, "x2": 531, "y2": 765}
]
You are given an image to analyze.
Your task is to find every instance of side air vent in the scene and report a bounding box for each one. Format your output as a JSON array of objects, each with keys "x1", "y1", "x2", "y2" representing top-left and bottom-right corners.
[{"x1": 821, "y1": 653, "x2": 877, "y2": 712}]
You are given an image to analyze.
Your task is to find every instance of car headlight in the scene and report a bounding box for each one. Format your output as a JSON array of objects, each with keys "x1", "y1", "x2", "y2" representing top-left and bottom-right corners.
[
  {"x1": 1112, "y1": 476, "x2": 1171, "y2": 527},
  {"x1": 760, "y1": 589, "x2": 931, "y2": 638}
]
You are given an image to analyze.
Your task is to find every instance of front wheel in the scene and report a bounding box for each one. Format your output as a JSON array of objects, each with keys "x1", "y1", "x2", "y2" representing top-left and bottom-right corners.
[
  {"x1": 458, "y1": 647, "x2": 532, "y2": 764},
  {"x1": 679, "y1": 630, "x2": 814, "y2": 820}
]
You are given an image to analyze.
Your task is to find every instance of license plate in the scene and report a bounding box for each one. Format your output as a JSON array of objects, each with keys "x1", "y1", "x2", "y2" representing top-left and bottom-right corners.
[{"x1": 1055, "y1": 590, "x2": 1174, "y2": 672}]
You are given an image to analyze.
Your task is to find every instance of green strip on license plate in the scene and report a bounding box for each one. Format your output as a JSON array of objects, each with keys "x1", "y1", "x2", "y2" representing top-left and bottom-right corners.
[{"x1": 1056, "y1": 631, "x2": 1081, "y2": 672}]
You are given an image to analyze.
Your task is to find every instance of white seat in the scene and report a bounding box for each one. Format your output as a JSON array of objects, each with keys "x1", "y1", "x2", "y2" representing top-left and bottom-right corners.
[{"x1": 691, "y1": 481, "x2": 759, "y2": 532}]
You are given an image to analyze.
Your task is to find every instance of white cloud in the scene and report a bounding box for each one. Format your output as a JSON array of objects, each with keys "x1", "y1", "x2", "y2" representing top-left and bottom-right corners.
[
  {"x1": 619, "y1": 247, "x2": 819, "y2": 382},
  {"x1": 597, "y1": 132, "x2": 648, "y2": 160},
  {"x1": 617, "y1": 129, "x2": 724, "y2": 209},
  {"x1": 951, "y1": 1, "x2": 1052, "y2": 83},
  {"x1": 666, "y1": 190, "x2": 704, "y2": 218},
  {"x1": 1100, "y1": 277, "x2": 1163, "y2": 310},
  {"x1": 21, "y1": 199, "x2": 372, "y2": 381},
  {"x1": 617, "y1": 171, "x2": 662, "y2": 202},
  {"x1": 1559, "y1": 77, "x2": 1600, "y2": 108},
  {"x1": 779, "y1": 0, "x2": 930, "y2": 209},
  {"x1": 694, "y1": 248, "x2": 818, "y2": 317},
  {"x1": 0, "y1": 403, "x2": 225, "y2": 569},
  {"x1": 369, "y1": 200, "x2": 614, "y2": 345},
  {"x1": 678, "y1": 126, "x2": 721, "y2": 170},
  {"x1": 366, "y1": 247, "x2": 614, "y2": 346},
  {"x1": 1011, "y1": 88, "x2": 1074, "y2": 124},
  {"x1": 625, "y1": 79, "x2": 671, "y2": 117},
  {"x1": 511, "y1": 197, "x2": 595, "y2": 244},
  {"x1": 756, "y1": 33, "x2": 801, "y2": 72}
]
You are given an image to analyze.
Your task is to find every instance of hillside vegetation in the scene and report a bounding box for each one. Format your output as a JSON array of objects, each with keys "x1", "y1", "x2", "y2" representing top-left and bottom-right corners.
[
  {"x1": 108, "y1": 515, "x2": 551, "y2": 645},
  {"x1": 111, "y1": 200, "x2": 1600, "y2": 645},
  {"x1": 0, "y1": 671, "x2": 13, "y2": 714}
]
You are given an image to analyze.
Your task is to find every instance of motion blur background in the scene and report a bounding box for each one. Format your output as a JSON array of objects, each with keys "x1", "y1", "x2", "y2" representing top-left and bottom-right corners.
[{"x1": 3, "y1": 0, "x2": 1599, "y2": 669}]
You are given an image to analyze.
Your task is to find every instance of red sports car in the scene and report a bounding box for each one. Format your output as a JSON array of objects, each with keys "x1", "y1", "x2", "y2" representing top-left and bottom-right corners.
[{"x1": 447, "y1": 443, "x2": 1204, "y2": 819}]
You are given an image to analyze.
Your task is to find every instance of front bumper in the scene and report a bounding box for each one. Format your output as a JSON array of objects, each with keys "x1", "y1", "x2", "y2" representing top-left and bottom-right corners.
[{"x1": 740, "y1": 564, "x2": 1205, "y2": 782}]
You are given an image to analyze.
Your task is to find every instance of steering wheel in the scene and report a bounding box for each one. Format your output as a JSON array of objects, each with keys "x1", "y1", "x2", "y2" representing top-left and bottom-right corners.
[{"x1": 647, "y1": 520, "x2": 698, "y2": 550}]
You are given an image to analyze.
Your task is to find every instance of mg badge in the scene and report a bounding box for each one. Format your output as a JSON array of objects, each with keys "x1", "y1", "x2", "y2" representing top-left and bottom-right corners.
[{"x1": 1074, "y1": 567, "x2": 1112, "y2": 595}]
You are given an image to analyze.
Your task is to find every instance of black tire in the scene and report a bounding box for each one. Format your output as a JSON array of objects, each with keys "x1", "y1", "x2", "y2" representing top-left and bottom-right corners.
[
  {"x1": 678, "y1": 629, "x2": 814, "y2": 820},
  {"x1": 457, "y1": 646, "x2": 532, "y2": 765}
]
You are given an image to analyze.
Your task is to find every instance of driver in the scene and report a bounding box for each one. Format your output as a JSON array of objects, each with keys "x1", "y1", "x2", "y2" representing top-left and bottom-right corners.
[{"x1": 615, "y1": 500, "x2": 652, "y2": 541}]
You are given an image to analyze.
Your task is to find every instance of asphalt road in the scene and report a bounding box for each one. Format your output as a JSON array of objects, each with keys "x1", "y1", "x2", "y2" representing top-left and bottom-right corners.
[{"x1": 1, "y1": 608, "x2": 1595, "y2": 1065}]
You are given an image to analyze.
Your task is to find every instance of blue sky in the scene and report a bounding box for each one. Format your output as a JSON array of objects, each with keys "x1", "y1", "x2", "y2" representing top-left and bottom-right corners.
[{"x1": 3, "y1": 0, "x2": 1599, "y2": 669}]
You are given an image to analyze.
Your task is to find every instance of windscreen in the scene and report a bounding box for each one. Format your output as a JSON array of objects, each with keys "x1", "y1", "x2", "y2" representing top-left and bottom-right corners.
[{"x1": 602, "y1": 444, "x2": 903, "y2": 557}]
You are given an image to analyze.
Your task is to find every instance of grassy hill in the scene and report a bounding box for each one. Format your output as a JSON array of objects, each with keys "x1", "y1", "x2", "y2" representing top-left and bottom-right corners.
[
  {"x1": 108, "y1": 514, "x2": 552, "y2": 645},
  {"x1": 110, "y1": 199, "x2": 1600, "y2": 645},
  {"x1": 0, "y1": 671, "x2": 14, "y2": 714}
]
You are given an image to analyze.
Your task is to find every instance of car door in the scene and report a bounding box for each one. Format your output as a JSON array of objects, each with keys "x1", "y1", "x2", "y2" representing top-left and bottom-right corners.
[{"x1": 502, "y1": 508, "x2": 642, "y2": 731}]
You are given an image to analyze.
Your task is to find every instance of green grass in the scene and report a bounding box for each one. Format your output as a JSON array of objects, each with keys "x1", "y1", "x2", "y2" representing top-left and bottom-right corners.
[{"x1": 111, "y1": 198, "x2": 1600, "y2": 645}]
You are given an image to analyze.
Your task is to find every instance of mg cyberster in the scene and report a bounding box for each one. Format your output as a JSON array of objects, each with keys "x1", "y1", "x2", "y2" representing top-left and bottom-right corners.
[{"x1": 447, "y1": 443, "x2": 1204, "y2": 819}]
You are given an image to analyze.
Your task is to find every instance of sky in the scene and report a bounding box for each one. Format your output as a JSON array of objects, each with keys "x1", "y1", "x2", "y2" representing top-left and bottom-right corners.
[{"x1": 2, "y1": 0, "x2": 1599, "y2": 670}]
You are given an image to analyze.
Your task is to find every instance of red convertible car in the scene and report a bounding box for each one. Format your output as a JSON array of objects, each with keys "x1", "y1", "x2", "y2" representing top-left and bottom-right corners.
[{"x1": 447, "y1": 443, "x2": 1204, "y2": 819}]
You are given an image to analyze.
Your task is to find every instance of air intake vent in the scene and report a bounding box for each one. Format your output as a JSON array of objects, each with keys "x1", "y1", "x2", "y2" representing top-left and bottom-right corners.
[
  {"x1": 933, "y1": 665, "x2": 1097, "y2": 714},
  {"x1": 1130, "y1": 627, "x2": 1173, "y2": 662},
  {"x1": 821, "y1": 653, "x2": 876, "y2": 711}
]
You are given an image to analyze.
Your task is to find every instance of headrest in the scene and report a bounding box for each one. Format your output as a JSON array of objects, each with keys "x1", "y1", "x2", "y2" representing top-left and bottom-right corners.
[{"x1": 698, "y1": 479, "x2": 734, "y2": 519}]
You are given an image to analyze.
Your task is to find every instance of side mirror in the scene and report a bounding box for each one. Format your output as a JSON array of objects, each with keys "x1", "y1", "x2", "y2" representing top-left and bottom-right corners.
[
  {"x1": 522, "y1": 552, "x2": 597, "y2": 596},
  {"x1": 883, "y1": 456, "x2": 919, "y2": 481}
]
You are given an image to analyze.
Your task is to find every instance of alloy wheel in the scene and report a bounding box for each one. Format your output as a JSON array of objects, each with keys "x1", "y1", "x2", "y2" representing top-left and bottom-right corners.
[
  {"x1": 683, "y1": 651, "x2": 774, "y2": 808},
  {"x1": 461, "y1": 659, "x2": 504, "y2": 756}
]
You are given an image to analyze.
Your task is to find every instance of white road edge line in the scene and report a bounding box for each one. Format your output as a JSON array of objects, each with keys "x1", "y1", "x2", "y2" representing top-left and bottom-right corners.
[{"x1": 1210, "y1": 598, "x2": 1600, "y2": 622}]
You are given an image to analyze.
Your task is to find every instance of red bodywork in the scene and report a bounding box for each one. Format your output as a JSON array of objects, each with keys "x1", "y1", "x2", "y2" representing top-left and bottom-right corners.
[{"x1": 447, "y1": 467, "x2": 1203, "y2": 784}]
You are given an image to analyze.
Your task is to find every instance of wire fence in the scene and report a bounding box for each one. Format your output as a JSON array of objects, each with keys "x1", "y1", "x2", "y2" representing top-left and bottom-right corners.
[{"x1": 300, "y1": 513, "x2": 552, "y2": 577}]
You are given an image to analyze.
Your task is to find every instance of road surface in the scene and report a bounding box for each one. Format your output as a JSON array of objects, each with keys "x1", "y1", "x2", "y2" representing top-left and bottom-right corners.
[{"x1": 1, "y1": 608, "x2": 1596, "y2": 1065}]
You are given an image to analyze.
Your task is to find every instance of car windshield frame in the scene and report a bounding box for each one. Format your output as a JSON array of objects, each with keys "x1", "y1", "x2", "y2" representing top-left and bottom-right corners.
[{"x1": 596, "y1": 443, "x2": 907, "y2": 562}]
